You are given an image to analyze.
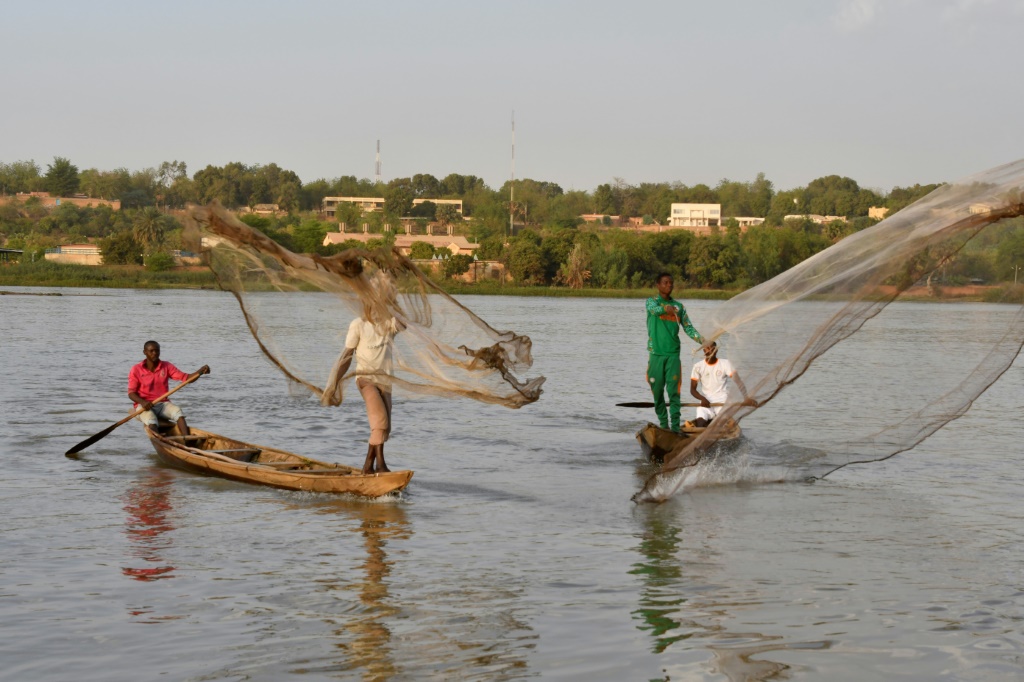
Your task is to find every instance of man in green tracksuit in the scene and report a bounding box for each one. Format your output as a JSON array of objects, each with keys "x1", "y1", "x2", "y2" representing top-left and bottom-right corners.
[{"x1": 646, "y1": 272, "x2": 705, "y2": 432}]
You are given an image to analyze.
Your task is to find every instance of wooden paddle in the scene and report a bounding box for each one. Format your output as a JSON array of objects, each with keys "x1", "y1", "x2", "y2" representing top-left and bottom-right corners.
[
  {"x1": 616, "y1": 401, "x2": 723, "y2": 408},
  {"x1": 65, "y1": 373, "x2": 202, "y2": 456}
]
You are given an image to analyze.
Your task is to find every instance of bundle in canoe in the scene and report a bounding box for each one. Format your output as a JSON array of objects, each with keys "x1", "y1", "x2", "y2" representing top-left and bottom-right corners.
[
  {"x1": 636, "y1": 419, "x2": 741, "y2": 462},
  {"x1": 145, "y1": 426, "x2": 413, "y2": 497}
]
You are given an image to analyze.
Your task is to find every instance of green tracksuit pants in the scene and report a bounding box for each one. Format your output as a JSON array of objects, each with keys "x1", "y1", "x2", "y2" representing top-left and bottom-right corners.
[{"x1": 647, "y1": 354, "x2": 682, "y2": 431}]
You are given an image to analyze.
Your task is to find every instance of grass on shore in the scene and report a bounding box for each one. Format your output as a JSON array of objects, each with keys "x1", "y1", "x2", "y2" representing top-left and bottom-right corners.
[
  {"x1": 0, "y1": 260, "x2": 218, "y2": 289},
  {"x1": 7, "y1": 260, "x2": 1020, "y2": 303},
  {"x1": 0, "y1": 261, "x2": 737, "y2": 299}
]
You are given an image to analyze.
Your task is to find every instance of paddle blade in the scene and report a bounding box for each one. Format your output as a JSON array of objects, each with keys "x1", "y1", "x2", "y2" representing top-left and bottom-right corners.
[
  {"x1": 616, "y1": 402, "x2": 656, "y2": 408},
  {"x1": 65, "y1": 423, "x2": 119, "y2": 456}
]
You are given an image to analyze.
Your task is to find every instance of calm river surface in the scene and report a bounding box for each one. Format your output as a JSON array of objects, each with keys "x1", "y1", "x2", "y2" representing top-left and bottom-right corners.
[{"x1": 2, "y1": 287, "x2": 1023, "y2": 681}]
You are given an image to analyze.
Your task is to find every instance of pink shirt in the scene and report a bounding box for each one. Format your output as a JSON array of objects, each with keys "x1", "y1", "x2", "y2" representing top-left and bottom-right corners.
[{"x1": 128, "y1": 360, "x2": 189, "y2": 404}]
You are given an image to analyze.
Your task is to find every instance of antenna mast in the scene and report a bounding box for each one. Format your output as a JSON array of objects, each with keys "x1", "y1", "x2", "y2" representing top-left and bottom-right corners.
[
  {"x1": 375, "y1": 140, "x2": 382, "y2": 185},
  {"x1": 509, "y1": 111, "x2": 515, "y2": 239}
]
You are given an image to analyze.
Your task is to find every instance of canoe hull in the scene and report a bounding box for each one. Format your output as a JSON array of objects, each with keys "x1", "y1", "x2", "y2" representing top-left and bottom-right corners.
[
  {"x1": 636, "y1": 419, "x2": 741, "y2": 462},
  {"x1": 146, "y1": 427, "x2": 412, "y2": 497}
]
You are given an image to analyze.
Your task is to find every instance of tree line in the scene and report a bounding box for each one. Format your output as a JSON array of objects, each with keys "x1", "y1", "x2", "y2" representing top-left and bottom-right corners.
[{"x1": 4, "y1": 156, "x2": 1022, "y2": 288}]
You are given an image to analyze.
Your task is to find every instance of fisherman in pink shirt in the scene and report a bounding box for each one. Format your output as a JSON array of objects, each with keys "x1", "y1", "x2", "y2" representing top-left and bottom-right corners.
[{"x1": 128, "y1": 340, "x2": 209, "y2": 436}]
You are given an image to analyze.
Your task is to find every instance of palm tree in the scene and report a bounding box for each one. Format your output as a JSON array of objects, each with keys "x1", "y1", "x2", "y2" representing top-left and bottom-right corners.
[{"x1": 132, "y1": 207, "x2": 166, "y2": 251}]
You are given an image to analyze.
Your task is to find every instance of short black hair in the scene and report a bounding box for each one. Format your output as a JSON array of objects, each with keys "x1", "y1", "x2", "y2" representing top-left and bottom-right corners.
[
  {"x1": 655, "y1": 272, "x2": 672, "y2": 283},
  {"x1": 144, "y1": 340, "x2": 160, "y2": 350}
]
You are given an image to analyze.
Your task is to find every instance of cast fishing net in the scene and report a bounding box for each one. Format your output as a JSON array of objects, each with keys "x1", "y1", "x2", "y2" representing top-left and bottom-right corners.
[
  {"x1": 182, "y1": 204, "x2": 544, "y2": 409},
  {"x1": 636, "y1": 159, "x2": 1024, "y2": 503}
]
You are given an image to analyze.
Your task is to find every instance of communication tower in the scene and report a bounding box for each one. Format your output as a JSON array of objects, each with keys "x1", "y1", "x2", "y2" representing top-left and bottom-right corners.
[
  {"x1": 375, "y1": 140, "x2": 382, "y2": 184},
  {"x1": 509, "y1": 112, "x2": 515, "y2": 239}
]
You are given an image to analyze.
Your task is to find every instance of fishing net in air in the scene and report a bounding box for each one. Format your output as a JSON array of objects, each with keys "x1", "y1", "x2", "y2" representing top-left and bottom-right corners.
[
  {"x1": 183, "y1": 204, "x2": 544, "y2": 409},
  {"x1": 636, "y1": 159, "x2": 1024, "y2": 503}
]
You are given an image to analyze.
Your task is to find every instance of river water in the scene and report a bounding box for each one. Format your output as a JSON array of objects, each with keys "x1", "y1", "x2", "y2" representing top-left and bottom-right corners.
[{"x1": 2, "y1": 287, "x2": 1023, "y2": 681}]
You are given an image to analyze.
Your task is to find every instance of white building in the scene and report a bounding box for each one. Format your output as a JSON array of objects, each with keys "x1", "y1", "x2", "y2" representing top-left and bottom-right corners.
[{"x1": 669, "y1": 203, "x2": 720, "y2": 228}]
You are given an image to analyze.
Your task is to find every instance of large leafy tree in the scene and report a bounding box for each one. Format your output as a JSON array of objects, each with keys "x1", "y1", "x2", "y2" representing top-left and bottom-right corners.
[
  {"x1": 383, "y1": 181, "x2": 414, "y2": 220},
  {"x1": 506, "y1": 239, "x2": 546, "y2": 284},
  {"x1": 0, "y1": 160, "x2": 42, "y2": 194},
  {"x1": 292, "y1": 218, "x2": 329, "y2": 253},
  {"x1": 409, "y1": 241, "x2": 435, "y2": 259},
  {"x1": 887, "y1": 183, "x2": 943, "y2": 214},
  {"x1": 435, "y1": 203, "x2": 460, "y2": 229},
  {"x1": 99, "y1": 231, "x2": 144, "y2": 265},
  {"x1": 334, "y1": 201, "x2": 363, "y2": 229},
  {"x1": 411, "y1": 173, "x2": 441, "y2": 197},
  {"x1": 443, "y1": 253, "x2": 474, "y2": 279},
  {"x1": 45, "y1": 157, "x2": 80, "y2": 197},
  {"x1": 593, "y1": 183, "x2": 617, "y2": 215}
]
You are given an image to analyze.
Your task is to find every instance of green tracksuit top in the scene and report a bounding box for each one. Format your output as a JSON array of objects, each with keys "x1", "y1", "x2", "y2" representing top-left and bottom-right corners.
[{"x1": 646, "y1": 295, "x2": 702, "y2": 356}]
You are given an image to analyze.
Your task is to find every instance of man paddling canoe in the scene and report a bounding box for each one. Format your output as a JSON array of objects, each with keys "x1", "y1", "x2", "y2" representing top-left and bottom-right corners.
[
  {"x1": 128, "y1": 340, "x2": 209, "y2": 436},
  {"x1": 646, "y1": 273, "x2": 706, "y2": 433}
]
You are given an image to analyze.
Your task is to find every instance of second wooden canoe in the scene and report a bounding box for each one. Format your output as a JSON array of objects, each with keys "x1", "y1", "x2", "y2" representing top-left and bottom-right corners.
[{"x1": 635, "y1": 418, "x2": 742, "y2": 462}]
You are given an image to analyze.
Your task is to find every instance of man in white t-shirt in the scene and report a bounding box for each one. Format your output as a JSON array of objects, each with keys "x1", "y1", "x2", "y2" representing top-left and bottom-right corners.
[
  {"x1": 334, "y1": 309, "x2": 402, "y2": 474},
  {"x1": 688, "y1": 341, "x2": 755, "y2": 427}
]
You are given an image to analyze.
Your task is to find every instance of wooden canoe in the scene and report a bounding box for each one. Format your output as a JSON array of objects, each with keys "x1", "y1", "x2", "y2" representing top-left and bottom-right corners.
[
  {"x1": 636, "y1": 418, "x2": 741, "y2": 462},
  {"x1": 145, "y1": 426, "x2": 413, "y2": 497}
]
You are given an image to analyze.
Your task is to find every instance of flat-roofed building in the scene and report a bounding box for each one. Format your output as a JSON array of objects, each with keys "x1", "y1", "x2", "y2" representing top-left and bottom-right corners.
[
  {"x1": 413, "y1": 198, "x2": 463, "y2": 214},
  {"x1": 868, "y1": 206, "x2": 890, "y2": 220},
  {"x1": 669, "y1": 203, "x2": 720, "y2": 229},
  {"x1": 323, "y1": 231, "x2": 479, "y2": 257},
  {"x1": 322, "y1": 197, "x2": 386, "y2": 217},
  {"x1": 322, "y1": 196, "x2": 464, "y2": 219},
  {"x1": 784, "y1": 214, "x2": 847, "y2": 225},
  {"x1": 44, "y1": 244, "x2": 103, "y2": 265}
]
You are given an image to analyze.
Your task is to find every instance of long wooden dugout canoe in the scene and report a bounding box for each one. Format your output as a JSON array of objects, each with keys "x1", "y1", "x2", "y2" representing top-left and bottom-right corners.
[
  {"x1": 145, "y1": 426, "x2": 413, "y2": 497},
  {"x1": 635, "y1": 419, "x2": 741, "y2": 462}
]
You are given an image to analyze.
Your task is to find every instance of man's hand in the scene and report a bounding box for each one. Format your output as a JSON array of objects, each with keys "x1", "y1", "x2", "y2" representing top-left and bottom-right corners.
[{"x1": 699, "y1": 397, "x2": 711, "y2": 408}]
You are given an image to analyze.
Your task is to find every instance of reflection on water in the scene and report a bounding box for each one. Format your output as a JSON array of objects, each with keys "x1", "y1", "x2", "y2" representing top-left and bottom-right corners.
[
  {"x1": 273, "y1": 497, "x2": 411, "y2": 679},
  {"x1": 629, "y1": 513, "x2": 687, "y2": 654},
  {"x1": 121, "y1": 466, "x2": 177, "y2": 582},
  {"x1": 631, "y1": 503, "x2": 808, "y2": 682},
  {"x1": 336, "y1": 501, "x2": 410, "y2": 680}
]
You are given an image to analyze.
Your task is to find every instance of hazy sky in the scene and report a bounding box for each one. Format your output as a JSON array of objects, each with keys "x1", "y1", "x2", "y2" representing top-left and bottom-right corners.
[{"x1": 3, "y1": 0, "x2": 1022, "y2": 193}]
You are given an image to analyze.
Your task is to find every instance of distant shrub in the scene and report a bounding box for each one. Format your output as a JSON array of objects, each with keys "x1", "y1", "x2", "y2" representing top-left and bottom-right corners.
[{"x1": 146, "y1": 252, "x2": 176, "y2": 272}]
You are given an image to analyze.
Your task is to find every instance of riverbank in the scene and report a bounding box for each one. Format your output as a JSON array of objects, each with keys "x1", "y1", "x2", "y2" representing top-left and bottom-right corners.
[
  {"x1": 2, "y1": 261, "x2": 1021, "y2": 303},
  {"x1": 0, "y1": 261, "x2": 737, "y2": 299}
]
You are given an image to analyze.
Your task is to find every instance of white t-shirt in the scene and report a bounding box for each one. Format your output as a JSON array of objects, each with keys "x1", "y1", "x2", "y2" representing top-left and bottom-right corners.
[
  {"x1": 690, "y1": 358, "x2": 735, "y2": 403},
  {"x1": 345, "y1": 318, "x2": 398, "y2": 382}
]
